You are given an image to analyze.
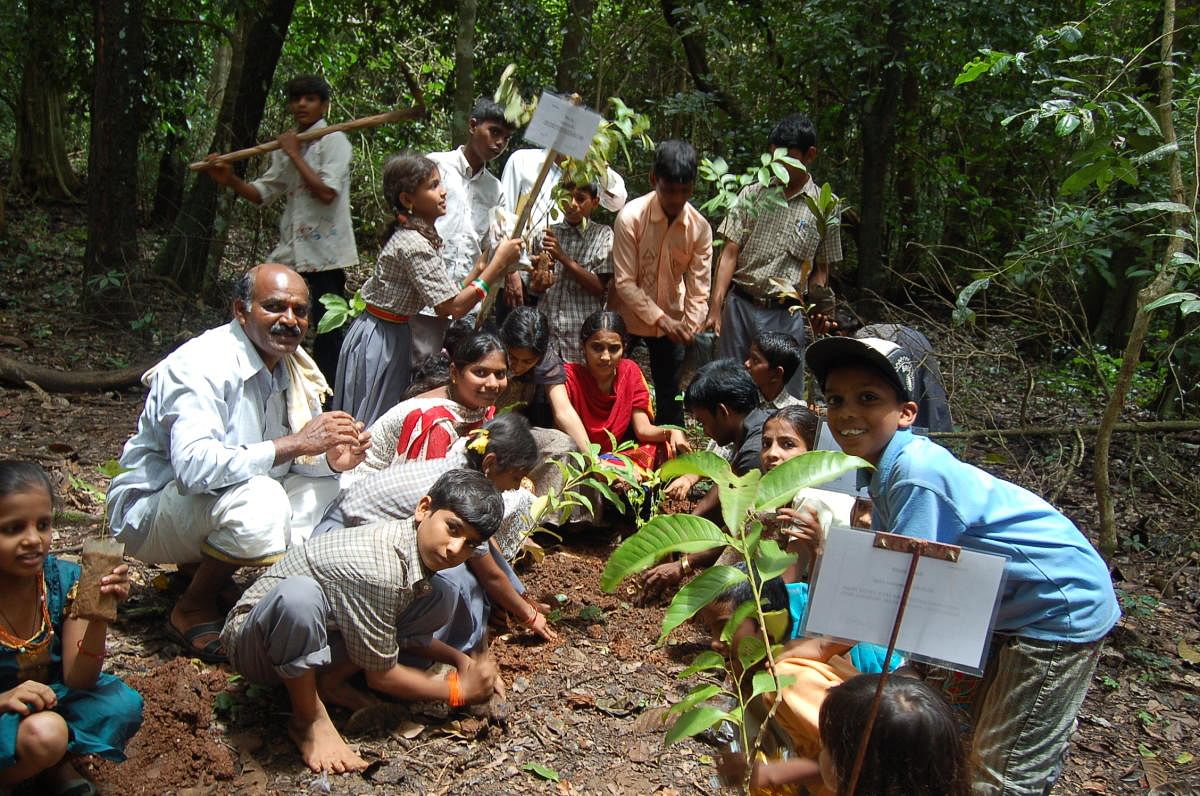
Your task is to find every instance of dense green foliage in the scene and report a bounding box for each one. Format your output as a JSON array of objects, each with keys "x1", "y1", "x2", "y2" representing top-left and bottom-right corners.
[{"x1": 0, "y1": 0, "x2": 1196, "y2": 410}]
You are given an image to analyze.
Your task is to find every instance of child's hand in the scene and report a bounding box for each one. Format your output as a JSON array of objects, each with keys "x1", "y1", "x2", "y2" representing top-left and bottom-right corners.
[
  {"x1": 777, "y1": 506, "x2": 822, "y2": 552},
  {"x1": 663, "y1": 475, "x2": 699, "y2": 500},
  {"x1": 666, "y1": 429, "x2": 691, "y2": 458},
  {"x1": 495, "y1": 237, "x2": 523, "y2": 268},
  {"x1": 101, "y1": 563, "x2": 133, "y2": 603},
  {"x1": 204, "y1": 156, "x2": 234, "y2": 185},
  {"x1": 459, "y1": 654, "x2": 499, "y2": 704},
  {"x1": 526, "y1": 608, "x2": 557, "y2": 641},
  {"x1": 543, "y1": 230, "x2": 566, "y2": 263},
  {"x1": 277, "y1": 129, "x2": 301, "y2": 157},
  {"x1": 0, "y1": 681, "x2": 58, "y2": 715},
  {"x1": 639, "y1": 561, "x2": 684, "y2": 604}
]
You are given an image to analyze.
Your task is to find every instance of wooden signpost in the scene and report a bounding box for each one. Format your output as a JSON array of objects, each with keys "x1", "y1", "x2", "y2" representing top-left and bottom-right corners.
[{"x1": 475, "y1": 91, "x2": 603, "y2": 326}]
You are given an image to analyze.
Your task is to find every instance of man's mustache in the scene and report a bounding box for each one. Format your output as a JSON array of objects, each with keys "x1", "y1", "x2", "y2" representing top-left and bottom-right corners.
[{"x1": 270, "y1": 322, "x2": 302, "y2": 337}]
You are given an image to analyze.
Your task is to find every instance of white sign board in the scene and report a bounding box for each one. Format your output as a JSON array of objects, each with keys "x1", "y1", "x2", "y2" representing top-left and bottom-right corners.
[
  {"x1": 523, "y1": 91, "x2": 604, "y2": 160},
  {"x1": 803, "y1": 526, "x2": 1008, "y2": 674}
]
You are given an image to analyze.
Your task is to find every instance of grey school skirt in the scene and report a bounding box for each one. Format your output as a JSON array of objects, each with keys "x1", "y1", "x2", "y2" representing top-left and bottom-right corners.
[{"x1": 331, "y1": 311, "x2": 412, "y2": 428}]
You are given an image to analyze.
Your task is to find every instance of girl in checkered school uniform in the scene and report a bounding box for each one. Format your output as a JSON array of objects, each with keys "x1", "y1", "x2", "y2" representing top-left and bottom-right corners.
[{"x1": 332, "y1": 153, "x2": 522, "y2": 427}]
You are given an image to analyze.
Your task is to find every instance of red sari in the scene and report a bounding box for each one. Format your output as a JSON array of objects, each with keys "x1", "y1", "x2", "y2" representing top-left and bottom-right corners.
[{"x1": 563, "y1": 358, "x2": 666, "y2": 471}]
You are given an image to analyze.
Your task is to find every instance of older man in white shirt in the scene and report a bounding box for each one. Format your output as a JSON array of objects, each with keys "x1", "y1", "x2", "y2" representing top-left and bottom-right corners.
[{"x1": 107, "y1": 263, "x2": 370, "y2": 662}]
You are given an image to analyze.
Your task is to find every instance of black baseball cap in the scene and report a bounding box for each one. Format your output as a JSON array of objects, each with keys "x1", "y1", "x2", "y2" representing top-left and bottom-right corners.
[{"x1": 805, "y1": 336, "x2": 916, "y2": 401}]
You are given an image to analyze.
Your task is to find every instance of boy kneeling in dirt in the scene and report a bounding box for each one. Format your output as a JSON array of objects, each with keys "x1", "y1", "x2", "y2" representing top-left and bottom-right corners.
[{"x1": 220, "y1": 469, "x2": 504, "y2": 773}]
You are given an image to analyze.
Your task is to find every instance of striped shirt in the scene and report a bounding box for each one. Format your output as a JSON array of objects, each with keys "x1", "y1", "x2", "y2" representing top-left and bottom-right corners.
[{"x1": 534, "y1": 220, "x2": 614, "y2": 363}]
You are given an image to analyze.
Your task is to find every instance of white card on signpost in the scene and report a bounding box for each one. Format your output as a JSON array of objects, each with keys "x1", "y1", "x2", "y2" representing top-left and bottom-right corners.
[
  {"x1": 802, "y1": 525, "x2": 1008, "y2": 674},
  {"x1": 523, "y1": 91, "x2": 604, "y2": 161}
]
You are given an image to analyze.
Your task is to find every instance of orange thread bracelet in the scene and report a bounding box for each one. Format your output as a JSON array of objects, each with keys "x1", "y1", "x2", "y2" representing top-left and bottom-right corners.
[
  {"x1": 76, "y1": 639, "x2": 105, "y2": 660},
  {"x1": 522, "y1": 606, "x2": 540, "y2": 627},
  {"x1": 447, "y1": 670, "x2": 465, "y2": 708}
]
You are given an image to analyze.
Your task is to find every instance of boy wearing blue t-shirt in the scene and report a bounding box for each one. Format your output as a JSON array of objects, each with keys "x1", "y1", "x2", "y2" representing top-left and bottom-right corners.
[{"x1": 805, "y1": 336, "x2": 1120, "y2": 796}]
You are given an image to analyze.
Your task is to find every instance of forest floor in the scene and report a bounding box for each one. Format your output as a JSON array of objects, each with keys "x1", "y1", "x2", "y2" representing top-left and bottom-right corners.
[{"x1": 1, "y1": 197, "x2": 1198, "y2": 795}]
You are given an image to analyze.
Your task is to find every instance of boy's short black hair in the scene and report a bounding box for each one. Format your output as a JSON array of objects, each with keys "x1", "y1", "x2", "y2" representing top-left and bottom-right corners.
[
  {"x1": 471, "y1": 97, "x2": 514, "y2": 130},
  {"x1": 714, "y1": 563, "x2": 789, "y2": 614},
  {"x1": 768, "y1": 112, "x2": 817, "y2": 152},
  {"x1": 651, "y1": 140, "x2": 698, "y2": 184},
  {"x1": 685, "y1": 358, "x2": 760, "y2": 415},
  {"x1": 753, "y1": 331, "x2": 803, "y2": 383},
  {"x1": 561, "y1": 180, "x2": 600, "y2": 199},
  {"x1": 426, "y1": 469, "x2": 504, "y2": 540},
  {"x1": 285, "y1": 74, "x2": 331, "y2": 103}
]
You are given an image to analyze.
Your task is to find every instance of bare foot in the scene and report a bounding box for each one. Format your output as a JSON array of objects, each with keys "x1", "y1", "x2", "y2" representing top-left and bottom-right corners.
[
  {"x1": 287, "y1": 701, "x2": 368, "y2": 773},
  {"x1": 317, "y1": 672, "x2": 381, "y2": 712}
]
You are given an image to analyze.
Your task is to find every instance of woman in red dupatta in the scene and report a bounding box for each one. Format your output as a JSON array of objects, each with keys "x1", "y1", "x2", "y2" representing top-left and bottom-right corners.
[{"x1": 563, "y1": 311, "x2": 689, "y2": 473}]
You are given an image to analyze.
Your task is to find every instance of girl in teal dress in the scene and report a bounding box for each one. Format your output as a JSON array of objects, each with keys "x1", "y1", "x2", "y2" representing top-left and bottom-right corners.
[{"x1": 0, "y1": 461, "x2": 142, "y2": 795}]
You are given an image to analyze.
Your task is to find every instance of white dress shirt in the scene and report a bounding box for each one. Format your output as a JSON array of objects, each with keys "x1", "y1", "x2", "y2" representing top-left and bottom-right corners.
[{"x1": 428, "y1": 146, "x2": 504, "y2": 286}]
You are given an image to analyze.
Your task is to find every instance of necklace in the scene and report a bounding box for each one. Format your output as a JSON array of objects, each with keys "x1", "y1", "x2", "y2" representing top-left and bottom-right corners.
[{"x1": 0, "y1": 574, "x2": 52, "y2": 654}]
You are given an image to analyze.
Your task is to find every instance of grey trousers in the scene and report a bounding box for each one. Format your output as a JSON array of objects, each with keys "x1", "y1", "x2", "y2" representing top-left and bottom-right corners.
[
  {"x1": 224, "y1": 575, "x2": 455, "y2": 684},
  {"x1": 717, "y1": 291, "x2": 808, "y2": 399}
]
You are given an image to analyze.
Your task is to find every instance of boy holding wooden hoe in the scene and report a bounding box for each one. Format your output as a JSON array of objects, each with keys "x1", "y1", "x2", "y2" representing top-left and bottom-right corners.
[{"x1": 205, "y1": 74, "x2": 358, "y2": 385}]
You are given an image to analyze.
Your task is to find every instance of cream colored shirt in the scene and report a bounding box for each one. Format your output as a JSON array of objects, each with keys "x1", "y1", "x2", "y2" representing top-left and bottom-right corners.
[{"x1": 609, "y1": 192, "x2": 712, "y2": 337}]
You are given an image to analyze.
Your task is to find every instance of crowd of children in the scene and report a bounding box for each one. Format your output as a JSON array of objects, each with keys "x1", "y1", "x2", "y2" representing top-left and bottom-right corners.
[{"x1": 0, "y1": 74, "x2": 1120, "y2": 796}]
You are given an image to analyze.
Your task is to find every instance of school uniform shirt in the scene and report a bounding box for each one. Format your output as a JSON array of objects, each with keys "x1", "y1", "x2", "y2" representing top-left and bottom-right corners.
[
  {"x1": 227, "y1": 519, "x2": 436, "y2": 672},
  {"x1": 609, "y1": 192, "x2": 713, "y2": 338},
  {"x1": 866, "y1": 429, "x2": 1121, "y2": 643},
  {"x1": 533, "y1": 220, "x2": 614, "y2": 363},
  {"x1": 731, "y1": 407, "x2": 773, "y2": 476},
  {"x1": 106, "y1": 321, "x2": 335, "y2": 549},
  {"x1": 248, "y1": 120, "x2": 358, "y2": 273},
  {"x1": 428, "y1": 146, "x2": 504, "y2": 287},
  {"x1": 359, "y1": 228, "x2": 460, "y2": 315},
  {"x1": 718, "y1": 180, "x2": 841, "y2": 302}
]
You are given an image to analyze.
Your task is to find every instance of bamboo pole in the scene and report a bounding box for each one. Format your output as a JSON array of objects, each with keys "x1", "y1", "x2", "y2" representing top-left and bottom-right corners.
[{"x1": 188, "y1": 106, "x2": 426, "y2": 170}]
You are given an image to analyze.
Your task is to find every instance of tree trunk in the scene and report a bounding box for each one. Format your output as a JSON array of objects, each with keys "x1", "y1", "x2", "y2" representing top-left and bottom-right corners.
[
  {"x1": 556, "y1": 0, "x2": 595, "y2": 93},
  {"x1": 12, "y1": 0, "x2": 82, "y2": 201},
  {"x1": 658, "y1": 0, "x2": 742, "y2": 123},
  {"x1": 150, "y1": 129, "x2": 187, "y2": 226},
  {"x1": 450, "y1": 0, "x2": 476, "y2": 146},
  {"x1": 154, "y1": 0, "x2": 296, "y2": 297},
  {"x1": 855, "y1": 0, "x2": 907, "y2": 296},
  {"x1": 0, "y1": 352, "x2": 157, "y2": 392},
  {"x1": 1094, "y1": 0, "x2": 1188, "y2": 558},
  {"x1": 82, "y1": 0, "x2": 146, "y2": 316}
]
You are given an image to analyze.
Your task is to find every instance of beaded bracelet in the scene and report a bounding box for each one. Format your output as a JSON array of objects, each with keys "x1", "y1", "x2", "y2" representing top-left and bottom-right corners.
[
  {"x1": 76, "y1": 639, "x2": 106, "y2": 660},
  {"x1": 472, "y1": 276, "x2": 490, "y2": 294},
  {"x1": 447, "y1": 670, "x2": 465, "y2": 708}
]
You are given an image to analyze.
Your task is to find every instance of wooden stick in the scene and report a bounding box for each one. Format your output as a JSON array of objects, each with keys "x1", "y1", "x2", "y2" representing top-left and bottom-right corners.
[
  {"x1": 188, "y1": 105, "x2": 426, "y2": 171},
  {"x1": 475, "y1": 149, "x2": 559, "y2": 327}
]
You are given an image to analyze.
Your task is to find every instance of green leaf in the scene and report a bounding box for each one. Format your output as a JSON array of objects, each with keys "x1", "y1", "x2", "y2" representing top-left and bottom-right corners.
[
  {"x1": 770, "y1": 162, "x2": 790, "y2": 185},
  {"x1": 600, "y1": 514, "x2": 727, "y2": 592},
  {"x1": 658, "y1": 451, "x2": 734, "y2": 486},
  {"x1": 521, "y1": 762, "x2": 560, "y2": 782},
  {"x1": 677, "y1": 650, "x2": 728, "y2": 678},
  {"x1": 720, "y1": 469, "x2": 761, "y2": 535},
  {"x1": 954, "y1": 51, "x2": 1006, "y2": 86},
  {"x1": 669, "y1": 683, "x2": 723, "y2": 715},
  {"x1": 755, "y1": 451, "x2": 871, "y2": 511},
  {"x1": 97, "y1": 459, "x2": 130, "y2": 478},
  {"x1": 755, "y1": 539, "x2": 797, "y2": 582},
  {"x1": 721, "y1": 598, "x2": 759, "y2": 642},
  {"x1": 1055, "y1": 113, "x2": 1080, "y2": 136},
  {"x1": 1144, "y1": 292, "x2": 1200, "y2": 314},
  {"x1": 736, "y1": 635, "x2": 766, "y2": 671},
  {"x1": 664, "y1": 705, "x2": 731, "y2": 745},
  {"x1": 1059, "y1": 160, "x2": 1108, "y2": 195},
  {"x1": 749, "y1": 669, "x2": 782, "y2": 700},
  {"x1": 660, "y1": 565, "x2": 747, "y2": 642},
  {"x1": 581, "y1": 477, "x2": 627, "y2": 513}
]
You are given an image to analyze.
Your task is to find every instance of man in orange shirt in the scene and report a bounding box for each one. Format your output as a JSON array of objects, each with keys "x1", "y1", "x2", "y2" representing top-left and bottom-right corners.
[{"x1": 609, "y1": 140, "x2": 712, "y2": 427}]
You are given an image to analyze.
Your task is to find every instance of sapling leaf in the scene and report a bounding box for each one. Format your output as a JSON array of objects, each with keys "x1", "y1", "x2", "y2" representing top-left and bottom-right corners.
[
  {"x1": 721, "y1": 599, "x2": 759, "y2": 643},
  {"x1": 749, "y1": 670, "x2": 780, "y2": 700},
  {"x1": 660, "y1": 565, "x2": 748, "y2": 642},
  {"x1": 665, "y1": 705, "x2": 732, "y2": 745},
  {"x1": 521, "y1": 762, "x2": 560, "y2": 781},
  {"x1": 720, "y1": 469, "x2": 761, "y2": 533},
  {"x1": 659, "y1": 451, "x2": 734, "y2": 485},
  {"x1": 756, "y1": 539, "x2": 797, "y2": 582},
  {"x1": 600, "y1": 514, "x2": 726, "y2": 592},
  {"x1": 669, "y1": 683, "x2": 723, "y2": 715},
  {"x1": 677, "y1": 650, "x2": 727, "y2": 678},
  {"x1": 736, "y1": 635, "x2": 767, "y2": 671},
  {"x1": 755, "y1": 451, "x2": 870, "y2": 511}
]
